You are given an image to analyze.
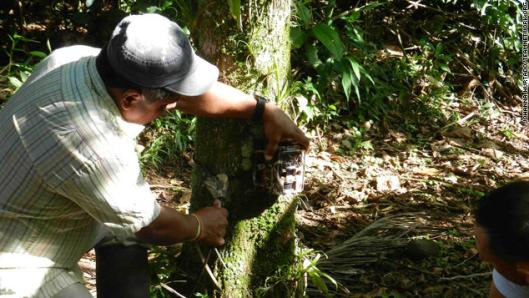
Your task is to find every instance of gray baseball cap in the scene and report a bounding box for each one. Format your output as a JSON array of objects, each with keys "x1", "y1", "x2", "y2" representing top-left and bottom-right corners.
[{"x1": 106, "y1": 13, "x2": 219, "y2": 96}]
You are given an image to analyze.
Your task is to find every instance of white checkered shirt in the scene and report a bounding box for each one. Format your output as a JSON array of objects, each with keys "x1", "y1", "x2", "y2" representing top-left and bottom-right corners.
[{"x1": 0, "y1": 46, "x2": 160, "y2": 297}]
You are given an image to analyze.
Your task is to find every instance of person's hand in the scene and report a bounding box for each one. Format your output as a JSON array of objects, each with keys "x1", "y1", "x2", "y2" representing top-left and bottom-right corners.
[
  {"x1": 262, "y1": 103, "x2": 310, "y2": 160},
  {"x1": 193, "y1": 199, "x2": 228, "y2": 246}
]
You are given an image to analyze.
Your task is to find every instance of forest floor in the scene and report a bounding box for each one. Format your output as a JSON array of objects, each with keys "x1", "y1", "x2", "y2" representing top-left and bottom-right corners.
[
  {"x1": 1, "y1": 75, "x2": 527, "y2": 297},
  {"x1": 0, "y1": 2, "x2": 525, "y2": 296},
  {"x1": 1, "y1": 5, "x2": 525, "y2": 298},
  {"x1": 62, "y1": 97, "x2": 527, "y2": 297},
  {"x1": 81, "y1": 98, "x2": 527, "y2": 297}
]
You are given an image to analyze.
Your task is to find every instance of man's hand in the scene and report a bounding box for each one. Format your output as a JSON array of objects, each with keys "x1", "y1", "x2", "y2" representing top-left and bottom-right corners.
[
  {"x1": 135, "y1": 201, "x2": 227, "y2": 246},
  {"x1": 193, "y1": 199, "x2": 228, "y2": 246},
  {"x1": 262, "y1": 103, "x2": 310, "y2": 160}
]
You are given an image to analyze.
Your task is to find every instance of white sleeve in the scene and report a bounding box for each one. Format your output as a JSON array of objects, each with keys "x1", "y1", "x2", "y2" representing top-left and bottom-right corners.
[{"x1": 493, "y1": 268, "x2": 529, "y2": 298}]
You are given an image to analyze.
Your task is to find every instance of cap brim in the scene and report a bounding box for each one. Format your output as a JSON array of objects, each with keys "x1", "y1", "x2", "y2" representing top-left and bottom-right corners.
[{"x1": 165, "y1": 54, "x2": 219, "y2": 96}]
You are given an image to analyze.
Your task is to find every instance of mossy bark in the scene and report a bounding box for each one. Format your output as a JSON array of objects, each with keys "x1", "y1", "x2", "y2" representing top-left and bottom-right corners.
[
  {"x1": 189, "y1": 119, "x2": 298, "y2": 297},
  {"x1": 192, "y1": 0, "x2": 292, "y2": 98},
  {"x1": 182, "y1": 1, "x2": 295, "y2": 297}
]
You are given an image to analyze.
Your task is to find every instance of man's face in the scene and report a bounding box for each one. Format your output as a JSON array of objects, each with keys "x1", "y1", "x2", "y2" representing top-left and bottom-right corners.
[
  {"x1": 474, "y1": 224, "x2": 496, "y2": 263},
  {"x1": 474, "y1": 223, "x2": 529, "y2": 283},
  {"x1": 128, "y1": 96, "x2": 179, "y2": 124},
  {"x1": 113, "y1": 89, "x2": 180, "y2": 125}
]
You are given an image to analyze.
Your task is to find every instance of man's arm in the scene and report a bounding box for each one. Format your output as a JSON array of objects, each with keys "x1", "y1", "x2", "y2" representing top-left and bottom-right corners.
[
  {"x1": 135, "y1": 200, "x2": 228, "y2": 246},
  {"x1": 174, "y1": 81, "x2": 310, "y2": 160}
]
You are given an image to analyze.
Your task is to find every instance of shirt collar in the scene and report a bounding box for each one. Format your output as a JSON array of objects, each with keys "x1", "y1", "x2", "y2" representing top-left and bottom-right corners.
[{"x1": 87, "y1": 56, "x2": 145, "y2": 139}]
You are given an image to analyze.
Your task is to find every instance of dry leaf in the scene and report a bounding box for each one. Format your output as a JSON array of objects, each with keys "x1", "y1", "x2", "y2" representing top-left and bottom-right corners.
[
  {"x1": 442, "y1": 126, "x2": 473, "y2": 139},
  {"x1": 385, "y1": 44, "x2": 404, "y2": 57},
  {"x1": 180, "y1": 191, "x2": 192, "y2": 204},
  {"x1": 481, "y1": 148, "x2": 504, "y2": 160},
  {"x1": 413, "y1": 168, "x2": 441, "y2": 177},
  {"x1": 476, "y1": 139, "x2": 500, "y2": 149},
  {"x1": 430, "y1": 140, "x2": 452, "y2": 152},
  {"x1": 389, "y1": 130, "x2": 407, "y2": 143},
  {"x1": 513, "y1": 132, "x2": 529, "y2": 141},
  {"x1": 317, "y1": 151, "x2": 331, "y2": 161},
  {"x1": 376, "y1": 175, "x2": 401, "y2": 192},
  {"x1": 446, "y1": 137, "x2": 466, "y2": 147}
]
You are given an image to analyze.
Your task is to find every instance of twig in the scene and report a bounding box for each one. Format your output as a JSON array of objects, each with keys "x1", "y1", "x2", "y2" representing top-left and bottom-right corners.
[
  {"x1": 160, "y1": 283, "x2": 187, "y2": 298},
  {"x1": 438, "y1": 110, "x2": 477, "y2": 132},
  {"x1": 213, "y1": 248, "x2": 227, "y2": 269},
  {"x1": 315, "y1": 125, "x2": 325, "y2": 151},
  {"x1": 194, "y1": 245, "x2": 221, "y2": 290},
  {"x1": 438, "y1": 272, "x2": 491, "y2": 282},
  {"x1": 149, "y1": 184, "x2": 176, "y2": 189}
]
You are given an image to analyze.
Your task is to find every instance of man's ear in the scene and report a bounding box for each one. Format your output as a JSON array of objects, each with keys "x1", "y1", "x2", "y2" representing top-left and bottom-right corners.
[{"x1": 112, "y1": 88, "x2": 143, "y2": 111}]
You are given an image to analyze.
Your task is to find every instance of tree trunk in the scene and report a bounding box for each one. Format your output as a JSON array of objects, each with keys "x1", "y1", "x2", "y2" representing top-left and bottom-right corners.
[{"x1": 183, "y1": 1, "x2": 295, "y2": 297}]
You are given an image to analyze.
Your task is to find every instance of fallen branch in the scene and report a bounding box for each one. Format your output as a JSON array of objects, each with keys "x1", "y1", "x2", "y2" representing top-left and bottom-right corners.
[{"x1": 438, "y1": 272, "x2": 491, "y2": 282}]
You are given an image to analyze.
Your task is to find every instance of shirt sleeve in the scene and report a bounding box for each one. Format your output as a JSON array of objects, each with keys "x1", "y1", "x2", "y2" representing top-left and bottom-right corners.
[
  {"x1": 492, "y1": 268, "x2": 529, "y2": 298},
  {"x1": 50, "y1": 151, "x2": 161, "y2": 241}
]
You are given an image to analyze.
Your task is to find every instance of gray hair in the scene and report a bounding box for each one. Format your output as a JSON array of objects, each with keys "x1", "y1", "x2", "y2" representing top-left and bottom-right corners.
[{"x1": 142, "y1": 88, "x2": 177, "y2": 102}]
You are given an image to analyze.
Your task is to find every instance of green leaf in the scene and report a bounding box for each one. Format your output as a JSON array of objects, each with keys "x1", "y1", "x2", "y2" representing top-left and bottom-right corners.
[
  {"x1": 296, "y1": 1, "x2": 312, "y2": 27},
  {"x1": 341, "y1": 63, "x2": 353, "y2": 101},
  {"x1": 146, "y1": 6, "x2": 161, "y2": 13},
  {"x1": 305, "y1": 44, "x2": 321, "y2": 68},
  {"x1": 352, "y1": 74, "x2": 361, "y2": 102},
  {"x1": 19, "y1": 71, "x2": 28, "y2": 82},
  {"x1": 312, "y1": 23, "x2": 344, "y2": 60},
  {"x1": 440, "y1": 64, "x2": 451, "y2": 73},
  {"x1": 320, "y1": 272, "x2": 338, "y2": 288},
  {"x1": 30, "y1": 51, "x2": 47, "y2": 59},
  {"x1": 8, "y1": 76, "x2": 23, "y2": 89},
  {"x1": 480, "y1": 3, "x2": 491, "y2": 15},
  {"x1": 227, "y1": 0, "x2": 241, "y2": 28},
  {"x1": 12, "y1": 34, "x2": 38, "y2": 43},
  {"x1": 309, "y1": 271, "x2": 329, "y2": 294},
  {"x1": 360, "y1": 140, "x2": 374, "y2": 150},
  {"x1": 349, "y1": 58, "x2": 361, "y2": 80},
  {"x1": 290, "y1": 27, "x2": 307, "y2": 49},
  {"x1": 349, "y1": 58, "x2": 374, "y2": 85}
]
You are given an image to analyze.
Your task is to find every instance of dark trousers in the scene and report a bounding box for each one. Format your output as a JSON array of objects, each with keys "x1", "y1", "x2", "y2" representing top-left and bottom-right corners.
[{"x1": 95, "y1": 245, "x2": 150, "y2": 298}]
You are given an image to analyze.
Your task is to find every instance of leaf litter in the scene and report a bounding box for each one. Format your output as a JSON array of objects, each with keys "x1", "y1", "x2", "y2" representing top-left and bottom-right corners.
[{"x1": 75, "y1": 100, "x2": 527, "y2": 297}]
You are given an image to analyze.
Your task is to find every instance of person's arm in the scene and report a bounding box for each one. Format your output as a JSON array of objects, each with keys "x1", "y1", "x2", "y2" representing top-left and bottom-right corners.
[
  {"x1": 174, "y1": 81, "x2": 256, "y2": 118},
  {"x1": 135, "y1": 200, "x2": 228, "y2": 246},
  {"x1": 174, "y1": 81, "x2": 310, "y2": 160}
]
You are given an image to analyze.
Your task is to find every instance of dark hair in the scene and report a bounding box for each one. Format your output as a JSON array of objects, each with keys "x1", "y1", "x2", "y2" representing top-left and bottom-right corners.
[
  {"x1": 95, "y1": 45, "x2": 174, "y2": 102},
  {"x1": 96, "y1": 44, "x2": 143, "y2": 90},
  {"x1": 475, "y1": 181, "x2": 529, "y2": 262}
]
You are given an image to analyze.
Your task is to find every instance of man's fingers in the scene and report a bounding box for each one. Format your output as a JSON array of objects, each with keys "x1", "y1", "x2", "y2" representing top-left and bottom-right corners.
[
  {"x1": 298, "y1": 130, "x2": 311, "y2": 150},
  {"x1": 264, "y1": 138, "x2": 280, "y2": 161}
]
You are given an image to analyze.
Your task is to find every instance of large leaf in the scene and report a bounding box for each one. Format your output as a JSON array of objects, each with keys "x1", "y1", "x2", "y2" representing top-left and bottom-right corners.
[
  {"x1": 296, "y1": 1, "x2": 313, "y2": 27},
  {"x1": 305, "y1": 44, "x2": 321, "y2": 68},
  {"x1": 290, "y1": 27, "x2": 307, "y2": 49},
  {"x1": 341, "y1": 62, "x2": 353, "y2": 101},
  {"x1": 348, "y1": 58, "x2": 374, "y2": 85},
  {"x1": 312, "y1": 23, "x2": 344, "y2": 60},
  {"x1": 341, "y1": 59, "x2": 362, "y2": 102},
  {"x1": 227, "y1": 0, "x2": 241, "y2": 28}
]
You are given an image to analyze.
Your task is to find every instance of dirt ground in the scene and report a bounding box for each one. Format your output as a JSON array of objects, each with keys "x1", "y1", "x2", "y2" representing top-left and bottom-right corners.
[{"x1": 73, "y1": 100, "x2": 529, "y2": 297}]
